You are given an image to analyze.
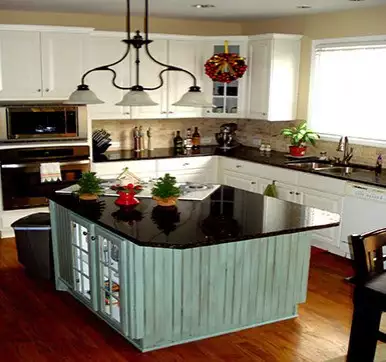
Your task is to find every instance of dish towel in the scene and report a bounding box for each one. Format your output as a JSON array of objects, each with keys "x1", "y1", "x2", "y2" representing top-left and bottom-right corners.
[
  {"x1": 263, "y1": 181, "x2": 278, "y2": 198},
  {"x1": 40, "y1": 162, "x2": 62, "y2": 183}
]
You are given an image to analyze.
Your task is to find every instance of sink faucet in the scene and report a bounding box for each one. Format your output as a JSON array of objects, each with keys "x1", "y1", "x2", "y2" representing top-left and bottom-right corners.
[{"x1": 337, "y1": 136, "x2": 353, "y2": 165}]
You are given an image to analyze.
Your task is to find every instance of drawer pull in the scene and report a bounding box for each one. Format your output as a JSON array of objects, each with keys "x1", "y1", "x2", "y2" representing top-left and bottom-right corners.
[{"x1": 236, "y1": 165, "x2": 242, "y2": 168}]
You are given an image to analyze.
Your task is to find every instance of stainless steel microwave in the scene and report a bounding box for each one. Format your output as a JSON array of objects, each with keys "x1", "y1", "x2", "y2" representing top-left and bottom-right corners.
[{"x1": 0, "y1": 103, "x2": 88, "y2": 142}]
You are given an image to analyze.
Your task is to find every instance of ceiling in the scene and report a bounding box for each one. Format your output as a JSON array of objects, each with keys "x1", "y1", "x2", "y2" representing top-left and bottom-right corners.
[{"x1": 0, "y1": 0, "x2": 384, "y2": 19}]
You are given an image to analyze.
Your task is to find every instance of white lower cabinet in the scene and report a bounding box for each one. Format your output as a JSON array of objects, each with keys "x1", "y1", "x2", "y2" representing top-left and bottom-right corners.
[
  {"x1": 222, "y1": 170, "x2": 258, "y2": 192},
  {"x1": 299, "y1": 187, "x2": 343, "y2": 252}
]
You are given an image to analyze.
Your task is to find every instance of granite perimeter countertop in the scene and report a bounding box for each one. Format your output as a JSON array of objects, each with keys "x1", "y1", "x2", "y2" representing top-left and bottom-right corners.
[
  {"x1": 93, "y1": 146, "x2": 386, "y2": 188},
  {"x1": 50, "y1": 185, "x2": 339, "y2": 249}
]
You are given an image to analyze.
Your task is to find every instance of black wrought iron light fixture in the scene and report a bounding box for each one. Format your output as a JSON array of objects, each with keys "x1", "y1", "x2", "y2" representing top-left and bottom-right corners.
[{"x1": 66, "y1": 0, "x2": 210, "y2": 107}]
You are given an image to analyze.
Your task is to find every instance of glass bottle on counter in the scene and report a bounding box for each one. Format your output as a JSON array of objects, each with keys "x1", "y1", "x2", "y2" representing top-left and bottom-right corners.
[
  {"x1": 184, "y1": 128, "x2": 193, "y2": 149},
  {"x1": 173, "y1": 131, "x2": 184, "y2": 154},
  {"x1": 192, "y1": 127, "x2": 201, "y2": 149}
]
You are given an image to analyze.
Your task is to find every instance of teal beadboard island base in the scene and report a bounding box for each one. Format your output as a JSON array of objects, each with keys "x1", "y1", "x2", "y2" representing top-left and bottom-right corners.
[{"x1": 49, "y1": 186, "x2": 339, "y2": 352}]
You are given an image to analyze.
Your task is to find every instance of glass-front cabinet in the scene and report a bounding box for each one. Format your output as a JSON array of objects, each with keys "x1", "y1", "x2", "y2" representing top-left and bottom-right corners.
[
  {"x1": 95, "y1": 226, "x2": 129, "y2": 336},
  {"x1": 70, "y1": 214, "x2": 98, "y2": 310},
  {"x1": 202, "y1": 40, "x2": 248, "y2": 118}
]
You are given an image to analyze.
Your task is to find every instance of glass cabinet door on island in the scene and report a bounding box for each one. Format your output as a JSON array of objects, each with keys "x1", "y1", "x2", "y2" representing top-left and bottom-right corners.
[
  {"x1": 95, "y1": 226, "x2": 129, "y2": 336},
  {"x1": 70, "y1": 214, "x2": 98, "y2": 311},
  {"x1": 203, "y1": 41, "x2": 247, "y2": 118}
]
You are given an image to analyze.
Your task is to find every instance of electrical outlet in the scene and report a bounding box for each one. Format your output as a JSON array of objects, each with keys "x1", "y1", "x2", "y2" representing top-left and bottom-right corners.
[
  {"x1": 201, "y1": 136, "x2": 213, "y2": 145},
  {"x1": 252, "y1": 137, "x2": 262, "y2": 147}
]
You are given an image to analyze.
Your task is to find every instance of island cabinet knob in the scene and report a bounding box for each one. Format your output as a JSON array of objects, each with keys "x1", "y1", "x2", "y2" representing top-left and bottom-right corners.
[
  {"x1": 90, "y1": 236, "x2": 96, "y2": 241},
  {"x1": 82, "y1": 231, "x2": 88, "y2": 236},
  {"x1": 289, "y1": 191, "x2": 294, "y2": 195},
  {"x1": 295, "y1": 192, "x2": 301, "y2": 196},
  {"x1": 251, "y1": 181, "x2": 256, "y2": 185},
  {"x1": 236, "y1": 165, "x2": 242, "y2": 168}
]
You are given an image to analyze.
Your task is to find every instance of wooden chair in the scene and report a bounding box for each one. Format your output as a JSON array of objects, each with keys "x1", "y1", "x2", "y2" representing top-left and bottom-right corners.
[{"x1": 347, "y1": 229, "x2": 386, "y2": 361}]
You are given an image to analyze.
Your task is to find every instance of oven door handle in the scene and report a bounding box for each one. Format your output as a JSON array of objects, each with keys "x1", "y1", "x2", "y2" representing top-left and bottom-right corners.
[{"x1": 1, "y1": 159, "x2": 90, "y2": 169}]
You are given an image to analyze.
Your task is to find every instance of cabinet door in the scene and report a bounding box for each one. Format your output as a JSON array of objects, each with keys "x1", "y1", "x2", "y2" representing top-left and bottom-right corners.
[
  {"x1": 167, "y1": 40, "x2": 203, "y2": 118},
  {"x1": 130, "y1": 39, "x2": 168, "y2": 119},
  {"x1": 0, "y1": 31, "x2": 42, "y2": 99},
  {"x1": 222, "y1": 170, "x2": 258, "y2": 192},
  {"x1": 86, "y1": 34, "x2": 131, "y2": 120},
  {"x1": 202, "y1": 41, "x2": 247, "y2": 118},
  {"x1": 95, "y1": 226, "x2": 129, "y2": 336},
  {"x1": 70, "y1": 213, "x2": 98, "y2": 310},
  {"x1": 248, "y1": 39, "x2": 271, "y2": 120},
  {"x1": 300, "y1": 187, "x2": 342, "y2": 248},
  {"x1": 41, "y1": 32, "x2": 88, "y2": 99}
]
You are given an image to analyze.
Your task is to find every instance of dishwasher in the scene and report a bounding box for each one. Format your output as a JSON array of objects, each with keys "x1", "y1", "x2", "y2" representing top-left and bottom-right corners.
[{"x1": 340, "y1": 182, "x2": 386, "y2": 258}]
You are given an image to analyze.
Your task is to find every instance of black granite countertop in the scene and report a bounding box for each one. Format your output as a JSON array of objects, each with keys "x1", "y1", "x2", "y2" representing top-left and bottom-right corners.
[
  {"x1": 94, "y1": 146, "x2": 386, "y2": 188},
  {"x1": 50, "y1": 186, "x2": 339, "y2": 249}
]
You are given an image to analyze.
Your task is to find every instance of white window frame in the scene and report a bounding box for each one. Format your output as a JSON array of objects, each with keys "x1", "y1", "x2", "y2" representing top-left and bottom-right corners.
[{"x1": 308, "y1": 34, "x2": 386, "y2": 147}]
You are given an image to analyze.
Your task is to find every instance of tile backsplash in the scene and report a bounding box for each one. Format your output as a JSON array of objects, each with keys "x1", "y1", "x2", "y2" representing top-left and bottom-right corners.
[{"x1": 93, "y1": 118, "x2": 386, "y2": 166}]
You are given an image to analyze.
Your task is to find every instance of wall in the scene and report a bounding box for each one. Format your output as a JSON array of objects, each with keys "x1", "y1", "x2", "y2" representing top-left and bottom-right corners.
[{"x1": 0, "y1": 10, "x2": 242, "y2": 35}]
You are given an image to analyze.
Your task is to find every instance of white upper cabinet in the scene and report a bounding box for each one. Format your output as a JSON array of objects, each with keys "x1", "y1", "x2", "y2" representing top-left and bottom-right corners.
[
  {"x1": 0, "y1": 26, "x2": 92, "y2": 101},
  {"x1": 167, "y1": 39, "x2": 203, "y2": 118},
  {"x1": 41, "y1": 32, "x2": 88, "y2": 99},
  {"x1": 0, "y1": 31, "x2": 42, "y2": 99},
  {"x1": 248, "y1": 34, "x2": 302, "y2": 121},
  {"x1": 86, "y1": 32, "x2": 130, "y2": 120},
  {"x1": 130, "y1": 39, "x2": 168, "y2": 119},
  {"x1": 202, "y1": 39, "x2": 248, "y2": 118}
]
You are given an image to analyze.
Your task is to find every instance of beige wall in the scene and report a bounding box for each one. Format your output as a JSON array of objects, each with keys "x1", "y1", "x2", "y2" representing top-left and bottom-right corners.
[
  {"x1": 0, "y1": 10, "x2": 242, "y2": 36},
  {"x1": 241, "y1": 4, "x2": 386, "y2": 120}
]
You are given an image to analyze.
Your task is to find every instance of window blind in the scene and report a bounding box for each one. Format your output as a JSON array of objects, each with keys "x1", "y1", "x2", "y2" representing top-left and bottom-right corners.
[{"x1": 309, "y1": 41, "x2": 386, "y2": 142}]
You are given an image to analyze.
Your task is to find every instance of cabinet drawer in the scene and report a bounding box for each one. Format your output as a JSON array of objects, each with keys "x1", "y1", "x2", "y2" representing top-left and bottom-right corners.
[
  {"x1": 157, "y1": 156, "x2": 214, "y2": 172},
  {"x1": 92, "y1": 160, "x2": 157, "y2": 179},
  {"x1": 298, "y1": 173, "x2": 346, "y2": 195}
]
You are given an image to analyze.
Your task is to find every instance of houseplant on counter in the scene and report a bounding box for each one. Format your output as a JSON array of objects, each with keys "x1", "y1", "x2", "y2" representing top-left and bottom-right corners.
[
  {"x1": 280, "y1": 121, "x2": 320, "y2": 157},
  {"x1": 151, "y1": 173, "x2": 180, "y2": 207},
  {"x1": 77, "y1": 172, "x2": 104, "y2": 201}
]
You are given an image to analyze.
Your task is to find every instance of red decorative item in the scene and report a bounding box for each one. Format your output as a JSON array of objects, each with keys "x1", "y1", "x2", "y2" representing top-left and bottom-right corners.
[
  {"x1": 115, "y1": 184, "x2": 142, "y2": 206},
  {"x1": 205, "y1": 41, "x2": 248, "y2": 83}
]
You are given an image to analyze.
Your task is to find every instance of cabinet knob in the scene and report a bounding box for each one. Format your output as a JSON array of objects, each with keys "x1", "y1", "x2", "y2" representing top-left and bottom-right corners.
[
  {"x1": 168, "y1": 111, "x2": 174, "y2": 114},
  {"x1": 37, "y1": 89, "x2": 41, "y2": 92},
  {"x1": 123, "y1": 112, "x2": 130, "y2": 115},
  {"x1": 251, "y1": 181, "x2": 256, "y2": 185},
  {"x1": 161, "y1": 111, "x2": 167, "y2": 114},
  {"x1": 289, "y1": 191, "x2": 294, "y2": 195},
  {"x1": 82, "y1": 231, "x2": 88, "y2": 236},
  {"x1": 295, "y1": 192, "x2": 301, "y2": 196},
  {"x1": 206, "y1": 110, "x2": 211, "y2": 113},
  {"x1": 236, "y1": 165, "x2": 242, "y2": 168},
  {"x1": 90, "y1": 236, "x2": 96, "y2": 241},
  {"x1": 45, "y1": 88, "x2": 50, "y2": 92},
  {"x1": 183, "y1": 163, "x2": 189, "y2": 166}
]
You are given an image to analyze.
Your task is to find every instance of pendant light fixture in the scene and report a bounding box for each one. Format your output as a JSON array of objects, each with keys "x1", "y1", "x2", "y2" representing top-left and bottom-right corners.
[{"x1": 66, "y1": 0, "x2": 211, "y2": 108}]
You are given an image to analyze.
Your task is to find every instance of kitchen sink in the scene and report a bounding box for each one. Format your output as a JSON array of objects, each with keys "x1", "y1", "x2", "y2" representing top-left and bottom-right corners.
[
  {"x1": 319, "y1": 166, "x2": 373, "y2": 175},
  {"x1": 285, "y1": 161, "x2": 334, "y2": 171}
]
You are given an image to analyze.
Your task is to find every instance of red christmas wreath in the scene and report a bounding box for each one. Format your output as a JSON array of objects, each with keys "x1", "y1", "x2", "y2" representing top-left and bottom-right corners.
[{"x1": 205, "y1": 41, "x2": 248, "y2": 83}]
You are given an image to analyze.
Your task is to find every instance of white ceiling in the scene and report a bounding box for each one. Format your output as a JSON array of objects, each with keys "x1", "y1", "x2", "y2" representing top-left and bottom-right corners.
[{"x1": 0, "y1": 0, "x2": 385, "y2": 19}]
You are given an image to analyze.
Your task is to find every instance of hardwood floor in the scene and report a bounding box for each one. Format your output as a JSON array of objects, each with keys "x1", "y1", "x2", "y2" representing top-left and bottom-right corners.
[{"x1": 0, "y1": 238, "x2": 354, "y2": 362}]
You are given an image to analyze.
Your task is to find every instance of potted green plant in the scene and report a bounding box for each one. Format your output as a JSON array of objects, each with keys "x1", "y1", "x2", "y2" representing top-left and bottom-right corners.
[
  {"x1": 77, "y1": 172, "x2": 104, "y2": 201},
  {"x1": 151, "y1": 173, "x2": 180, "y2": 207},
  {"x1": 280, "y1": 122, "x2": 320, "y2": 157}
]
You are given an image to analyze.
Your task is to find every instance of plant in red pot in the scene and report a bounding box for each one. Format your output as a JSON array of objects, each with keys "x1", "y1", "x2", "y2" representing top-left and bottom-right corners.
[
  {"x1": 280, "y1": 122, "x2": 319, "y2": 157},
  {"x1": 115, "y1": 183, "x2": 142, "y2": 207}
]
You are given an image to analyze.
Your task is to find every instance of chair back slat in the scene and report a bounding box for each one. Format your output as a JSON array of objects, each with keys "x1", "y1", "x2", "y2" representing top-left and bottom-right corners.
[{"x1": 350, "y1": 229, "x2": 386, "y2": 284}]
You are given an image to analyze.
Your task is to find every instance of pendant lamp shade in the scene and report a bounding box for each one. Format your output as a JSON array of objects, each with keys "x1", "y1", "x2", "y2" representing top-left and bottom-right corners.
[
  {"x1": 172, "y1": 87, "x2": 212, "y2": 108},
  {"x1": 64, "y1": 85, "x2": 104, "y2": 105},
  {"x1": 116, "y1": 90, "x2": 158, "y2": 106}
]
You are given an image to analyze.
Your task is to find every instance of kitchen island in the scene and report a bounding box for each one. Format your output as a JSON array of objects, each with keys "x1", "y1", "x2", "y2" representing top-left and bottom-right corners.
[{"x1": 49, "y1": 186, "x2": 339, "y2": 352}]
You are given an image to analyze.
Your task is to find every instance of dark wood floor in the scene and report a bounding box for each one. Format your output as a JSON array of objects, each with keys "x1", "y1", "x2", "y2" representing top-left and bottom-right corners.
[{"x1": 0, "y1": 238, "x2": 354, "y2": 362}]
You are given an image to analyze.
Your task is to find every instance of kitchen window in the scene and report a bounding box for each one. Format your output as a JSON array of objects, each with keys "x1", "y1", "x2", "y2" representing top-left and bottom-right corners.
[{"x1": 308, "y1": 36, "x2": 386, "y2": 144}]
